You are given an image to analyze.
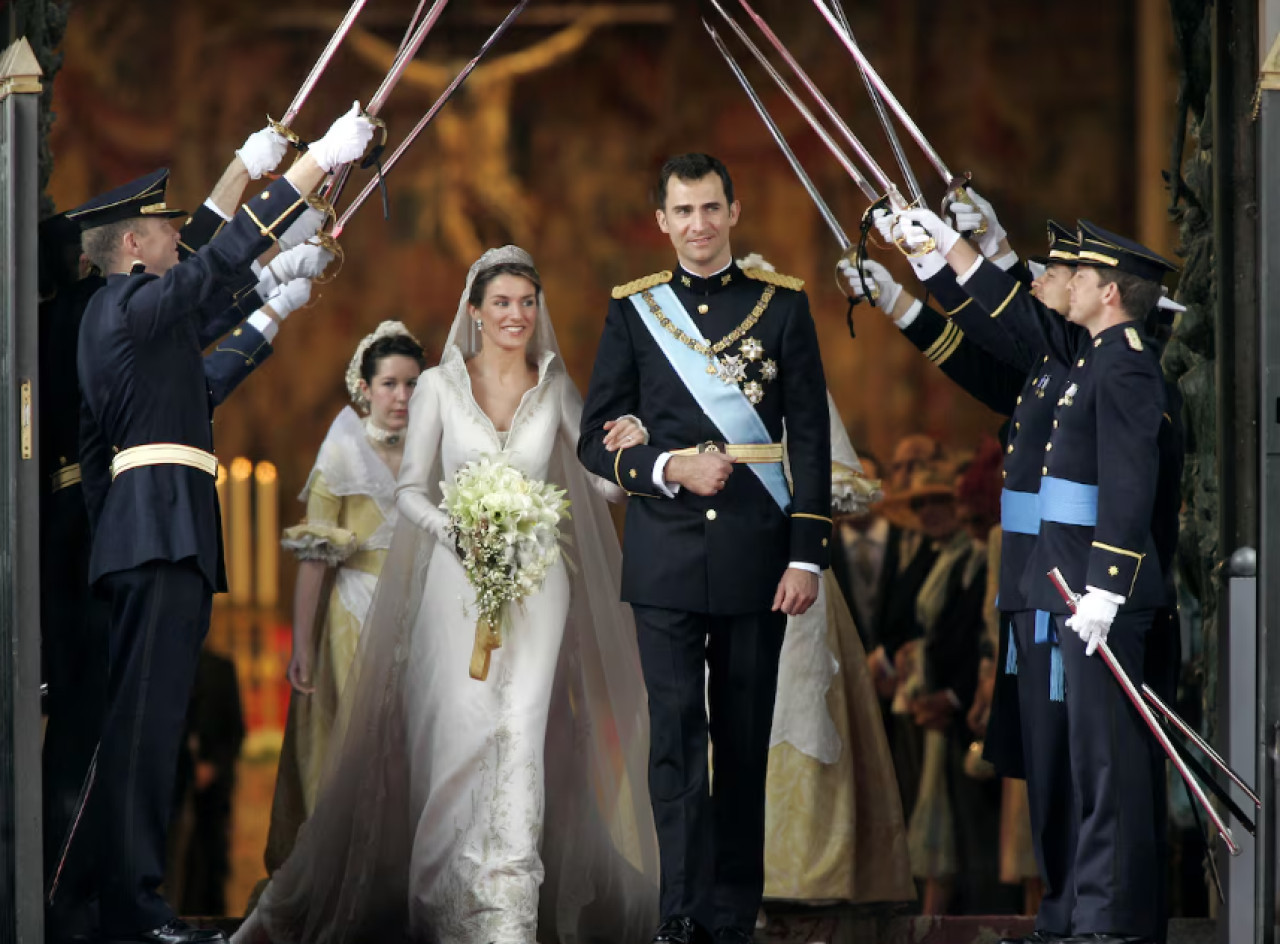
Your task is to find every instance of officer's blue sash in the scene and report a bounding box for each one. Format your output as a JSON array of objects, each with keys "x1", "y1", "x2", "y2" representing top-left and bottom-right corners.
[
  {"x1": 629, "y1": 283, "x2": 792, "y2": 513},
  {"x1": 1039, "y1": 476, "x2": 1098, "y2": 527},
  {"x1": 1000, "y1": 488, "x2": 1040, "y2": 535}
]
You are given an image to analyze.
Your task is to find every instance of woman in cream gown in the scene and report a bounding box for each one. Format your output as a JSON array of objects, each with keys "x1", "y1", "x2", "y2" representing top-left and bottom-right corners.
[
  {"x1": 236, "y1": 247, "x2": 658, "y2": 944},
  {"x1": 263, "y1": 323, "x2": 425, "y2": 874},
  {"x1": 762, "y1": 393, "x2": 914, "y2": 906}
]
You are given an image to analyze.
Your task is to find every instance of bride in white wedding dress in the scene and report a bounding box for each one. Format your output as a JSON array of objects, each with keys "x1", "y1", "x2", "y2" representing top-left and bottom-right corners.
[{"x1": 236, "y1": 247, "x2": 658, "y2": 944}]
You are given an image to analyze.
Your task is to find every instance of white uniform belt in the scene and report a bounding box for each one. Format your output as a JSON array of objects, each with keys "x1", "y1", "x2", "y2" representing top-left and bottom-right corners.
[
  {"x1": 669, "y1": 441, "x2": 784, "y2": 464},
  {"x1": 111, "y1": 444, "x2": 218, "y2": 480}
]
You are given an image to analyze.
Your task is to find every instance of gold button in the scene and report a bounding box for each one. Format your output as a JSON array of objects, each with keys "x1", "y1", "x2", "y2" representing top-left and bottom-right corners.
[
  {"x1": 1001, "y1": 469, "x2": 1008, "y2": 479},
  {"x1": 697, "y1": 304, "x2": 709, "y2": 314},
  {"x1": 1077, "y1": 359, "x2": 1085, "y2": 367},
  {"x1": 1043, "y1": 355, "x2": 1049, "y2": 363},
  {"x1": 1017, "y1": 395, "x2": 1023, "y2": 404},
  {"x1": 261, "y1": 191, "x2": 270, "y2": 200},
  {"x1": 59, "y1": 455, "x2": 66, "y2": 464},
  {"x1": 233, "y1": 328, "x2": 243, "y2": 337},
  {"x1": 1007, "y1": 444, "x2": 1014, "y2": 454},
  {"x1": 706, "y1": 509, "x2": 717, "y2": 521},
  {"x1": 1094, "y1": 338, "x2": 1103, "y2": 347},
  {"x1": 1015, "y1": 422, "x2": 1020, "y2": 430},
  {"x1": 1045, "y1": 443, "x2": 1053, "y2": 451},
  {"x1": 1053, "y1": 420, "x2": 1059, "y2": 428},
  {"x1": 1042, "y1": 466, "x2": 1048, "y2": 475},
  {"x1": 822, "y1": 538, "x2": 829, "y2": 547}
]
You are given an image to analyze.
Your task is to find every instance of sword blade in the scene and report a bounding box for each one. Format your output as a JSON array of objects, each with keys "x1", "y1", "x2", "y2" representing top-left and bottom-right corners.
[
  {"x1": 704, "y1": 19, "x2": 853, "y2": 249},
  {"x1": 727, "y1": 0, "x2": 901, "y2": 204},
  {"x1": 397, "y1": 0, "x2": 432, "y2": 56},
  {"x1": 367, "y1": 0, "x2": 451, "y2": 116},
  {"x1": 824, "y1": 0, "x2": 924, "y2": 204},
  {"x1": 809, "y1": 0, "x2": 960, "y2": 189},
  {"x1": 1047, "y1": 568, "x2": 1242, "y2": 856},
  {"x1": 282, "y1": 0, "x2": 371, "y2": 127},
  {"x1": 334, "y1": 0, "x2": 531, "y2": 237}
]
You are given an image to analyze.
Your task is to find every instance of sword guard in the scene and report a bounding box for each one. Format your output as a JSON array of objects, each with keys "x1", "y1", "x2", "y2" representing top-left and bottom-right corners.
[
  {"x1": 305, "y1": 192, "x2": 338, "y2": 231},
  {"x1": 943, "y1": 174, "x2": 988, "y2": 238},
  {"x1": 269, "y1": 115, "x2": 309, "y2": 153},
  {"x1": 311, "y1": 230, "x2": 345, "y2": 284}
]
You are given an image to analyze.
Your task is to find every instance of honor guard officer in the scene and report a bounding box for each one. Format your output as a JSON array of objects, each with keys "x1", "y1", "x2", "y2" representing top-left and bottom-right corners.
[
  {"x1": 846, "y1": 216, "x2": 1082, "y2": 942},
  {"x1": 578, "y1": 154, "x2": 831, "y2": 944},
  {"x1": 67, "y1": 104, "x2": 373, "y2": 944},
  {"x1": 893, "y1": 206, "x2": 1177, "y2": 944}
]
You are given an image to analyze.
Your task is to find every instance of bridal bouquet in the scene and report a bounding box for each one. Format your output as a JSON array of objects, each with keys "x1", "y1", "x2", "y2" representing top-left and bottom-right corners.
[{"x1": 440, "y1": 456, "x2": 570, "y2": 681}]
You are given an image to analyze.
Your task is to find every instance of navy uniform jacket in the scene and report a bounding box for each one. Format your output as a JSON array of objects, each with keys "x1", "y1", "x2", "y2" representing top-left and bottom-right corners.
[
  {"x1": 899, "y1": 268, "x2": 1071, "y2": 614},
  {"x1": 579, "y1": 261, "x2": 832, "y2": 615},
  {"x1": 959, "y1": 259, "x2": 1168, "y2": 611},
  {"x1": 78, "y1": 176, "x2": 307, "y2": 590}
]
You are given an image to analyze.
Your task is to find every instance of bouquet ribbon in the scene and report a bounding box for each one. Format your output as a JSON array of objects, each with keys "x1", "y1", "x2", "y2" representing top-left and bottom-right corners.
[{"x1": 469, "y1": 615, "x2": 503, "y2": 681}]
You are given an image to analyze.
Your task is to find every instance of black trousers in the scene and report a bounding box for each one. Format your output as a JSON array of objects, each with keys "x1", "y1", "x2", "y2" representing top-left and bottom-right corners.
[
  {"x1": 632, "y1": 605, "x2": 786, "y2": 934},
  {"x1": 92, "y1": 559, "x2": 213, "y2": 935},
  {"x1": 1011, "y1": 609, "x2": 1075, "y2": 935},
  {"x1": 1056, "y1": 608, "x2": 1162, "y2": 939}
]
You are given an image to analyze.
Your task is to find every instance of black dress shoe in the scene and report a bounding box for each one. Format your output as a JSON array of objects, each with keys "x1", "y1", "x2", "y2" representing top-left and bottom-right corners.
[
  {"x1": 714, "y1": 927, "x2": 754, "y2": 944},
  {"x1": 652, "y1": 916, "x2": 712, "y2": 944},
  {"x1": 109, "y1": 919, "x2": 228, "y2": 944}
]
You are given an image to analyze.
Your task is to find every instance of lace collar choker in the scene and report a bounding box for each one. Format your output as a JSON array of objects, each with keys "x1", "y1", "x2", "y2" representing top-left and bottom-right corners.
[{"x1": 364, "y1": 418, "x2": 403, "y2": 447}]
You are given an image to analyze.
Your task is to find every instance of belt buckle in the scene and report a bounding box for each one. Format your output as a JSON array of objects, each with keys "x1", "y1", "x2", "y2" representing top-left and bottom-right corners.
[{"x1": 698, "y1": 440, "x2": 727, "y2": 455}]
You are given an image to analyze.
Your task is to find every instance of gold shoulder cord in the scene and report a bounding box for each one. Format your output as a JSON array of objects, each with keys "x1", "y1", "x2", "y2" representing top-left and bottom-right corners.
[{"x1": 641, "y1": 285, "x2": 777, "y2": 376}]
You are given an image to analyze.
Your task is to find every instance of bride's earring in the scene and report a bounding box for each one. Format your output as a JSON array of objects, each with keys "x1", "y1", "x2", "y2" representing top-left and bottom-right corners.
[{"x1": 474, "y1": 318, "x2": 483, "y2": 330}]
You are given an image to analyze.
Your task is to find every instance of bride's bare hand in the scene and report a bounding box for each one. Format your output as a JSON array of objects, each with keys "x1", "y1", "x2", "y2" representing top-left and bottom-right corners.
[
  {"x1": 602, "y1": 417, "x2": 646, "y2": 452},
  {"x1": 288, "y1": 650, "x2": 315, "y2": 695}
]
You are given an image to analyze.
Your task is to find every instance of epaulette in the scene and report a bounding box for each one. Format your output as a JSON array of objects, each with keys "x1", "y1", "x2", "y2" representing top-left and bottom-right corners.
[
  {"x1": 742, "y1": 266, "x2": 805, "y2": 291},
  {"x1": 611, "y1": 270, "x2": 673, "y2": 300},
  {"x1": 1124, "y1": 326, "x2": 1144, "y2": 351}
]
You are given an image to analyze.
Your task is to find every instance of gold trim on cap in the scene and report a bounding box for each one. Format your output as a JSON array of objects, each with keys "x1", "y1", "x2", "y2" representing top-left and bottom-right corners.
[{"x1": 1077, "y1": 249, "x2": 1121, "y2": 266}]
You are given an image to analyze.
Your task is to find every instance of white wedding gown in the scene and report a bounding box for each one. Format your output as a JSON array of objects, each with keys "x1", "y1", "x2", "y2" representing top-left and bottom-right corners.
[{"x1": 244, "y1": 343, "x2": 658, "y2": 944}]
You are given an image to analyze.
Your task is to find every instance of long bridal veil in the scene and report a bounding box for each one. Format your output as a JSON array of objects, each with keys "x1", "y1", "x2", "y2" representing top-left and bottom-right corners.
[{"x1": 254, "y1": 247, "x2": 658, "y2": 943}]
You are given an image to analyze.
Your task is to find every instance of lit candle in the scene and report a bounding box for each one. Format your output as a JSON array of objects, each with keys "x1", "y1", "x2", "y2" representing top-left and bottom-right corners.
[
  {"x1": 228, "y1": 457, "x2": 254, "y2": 605},
  {"x1": 255, "y1": 461, "x2": 279, "y2": 608},
  {"x1": 214, "y1": 463, "x2": 229, "y2": 607}
]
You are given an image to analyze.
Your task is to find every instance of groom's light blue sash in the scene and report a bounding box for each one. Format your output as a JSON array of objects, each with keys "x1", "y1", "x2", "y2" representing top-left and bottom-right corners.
[{"x1": 629, "y1": 283, "x2": 792, "y2": 513}]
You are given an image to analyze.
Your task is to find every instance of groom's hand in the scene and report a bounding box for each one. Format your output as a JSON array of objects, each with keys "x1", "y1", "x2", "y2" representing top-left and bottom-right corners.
[
  {"x1": 665, "y1": 452, "x2": 736, "y2": 496},
  {"x1": 773, "y1": 567, "x2": 819, "y2": 616}
]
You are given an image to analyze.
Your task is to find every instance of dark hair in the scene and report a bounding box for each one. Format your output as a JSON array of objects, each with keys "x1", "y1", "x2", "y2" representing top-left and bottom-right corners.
[
  {"x1": 467, "y1": 262, "x2": 542, "y2": 309},
  {"x1": 656, "y1": 153, "x2": 735, "y2": 208},
  {"x1": 361, "y1": 334, "x2": 427, "y2": 385},
  {"x1": 80, "y1": 219, "x2": 143, "y2": 274},
  {"x1": 1095, "y1": 269, "x2": 1164, "y2": 323}
]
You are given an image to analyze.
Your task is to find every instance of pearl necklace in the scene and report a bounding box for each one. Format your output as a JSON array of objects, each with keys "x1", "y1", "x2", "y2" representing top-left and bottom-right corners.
[{"x1": 364, "y1": 419, "x2": 403, "y2": 447}]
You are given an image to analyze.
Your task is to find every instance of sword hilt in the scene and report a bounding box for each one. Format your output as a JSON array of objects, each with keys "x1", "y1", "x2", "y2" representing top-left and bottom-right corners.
[
  {"x1": 942, "y1": 173, "x2": 988, "y2": 238},
  {"x1": 834, "y1": 247, "x2": 880, "y2": 304},
  {"x1": 311, "y1": 230, "x2": 345, "y2": 284},
  {"x1": 268, "y1": 115, "x2": 309, "y2": 153}
]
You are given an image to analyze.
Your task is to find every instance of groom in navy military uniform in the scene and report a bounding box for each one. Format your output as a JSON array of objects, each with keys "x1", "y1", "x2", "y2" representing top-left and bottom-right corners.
[{"x1": 579, "y1": 154, "x2": 831, "y2": 944}]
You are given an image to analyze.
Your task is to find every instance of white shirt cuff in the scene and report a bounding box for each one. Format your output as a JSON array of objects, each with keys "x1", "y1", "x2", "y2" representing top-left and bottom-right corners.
[
  {"x1": 894, "y1": 298, "x2": 923, "y2": 329},
  {"x1": 788, "y1": 562, "x2": 821, "y2": 575},
  {"x1": 992, "y1": 250, "x2": 1020, "y2": 271},
  {"x1": 945, "y1": 689, "x2": 962, "y2": 709},
  {"x1": 247, "y1": 310, "x2": 279, "y2": 343},
  {"x1": 203, "y1": 197, "x2": 232, "y2": 222},
  {"x1": 653, "y1": 452, "x2": 679, "y2": 497},
  {"x1": 955, "y1": 255, "x2": 984, "y2": 286}
]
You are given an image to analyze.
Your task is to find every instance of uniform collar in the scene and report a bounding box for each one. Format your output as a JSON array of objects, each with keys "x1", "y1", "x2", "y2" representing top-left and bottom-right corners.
[
  {"x1": 1091, "y1": 319, "x2": 1147, "y2": 349},
  {"x1": 674, "y1": 259, "x2": 742, "y2": 295}
]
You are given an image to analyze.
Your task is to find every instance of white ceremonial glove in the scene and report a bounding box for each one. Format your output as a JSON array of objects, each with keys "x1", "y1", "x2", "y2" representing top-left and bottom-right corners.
[
  {"x1": 257, "y1": 242, "x2": 334, "y2": 295},
  {"x1": 309, "y1": 101, "x2": 376, "y2": 173},
  {"x1": 1064, "y1": 587, "x2": 1124, "y2": 657},
  {"x1": 947, "y1": 188, "x2": 1006, "y2": 259},
  {"x1": 266, "y1": 278, "x2": 312, "y2": 320},
  {"x1": 235, "y1": 125, "x2": 288, "y2": 180},
  {"x1": 876, "y1": 208, "x2": 949, "y2": 280},
  {"x1": 896, "y1": 207, "x2": 962, "y2": 258},
  {"x1": 278, "y1": 206, "x2": 326, "y2": 252},
  {"x1": 837, "y1": 257, "x2": 902, "y2": 314}
]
